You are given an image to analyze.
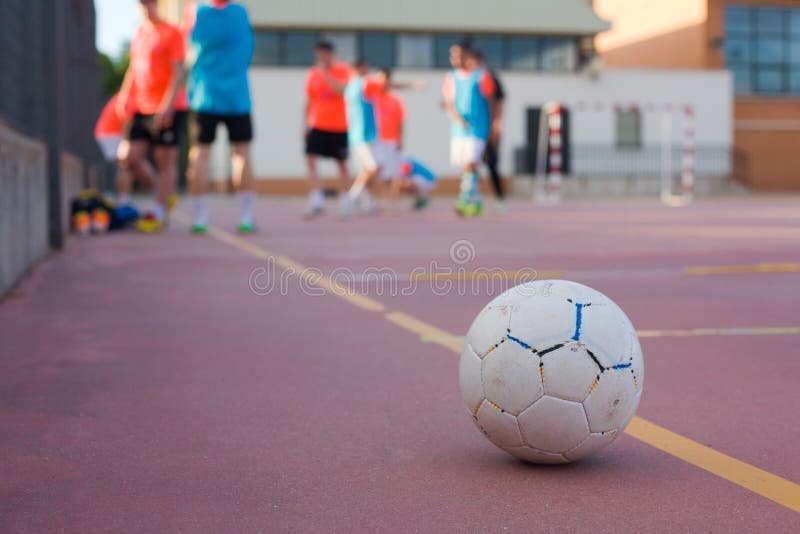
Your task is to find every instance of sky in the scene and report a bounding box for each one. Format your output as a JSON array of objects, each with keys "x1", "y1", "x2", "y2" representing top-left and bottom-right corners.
[{"x1": 95, "y1": 0, "x2": 142, "y2": 57}]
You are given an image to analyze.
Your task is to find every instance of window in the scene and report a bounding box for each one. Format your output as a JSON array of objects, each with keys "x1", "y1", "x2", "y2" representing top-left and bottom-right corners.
[
  {"x1": 540, "y1": 37, "x2": 577, "y2": 72},
  {"x1": 731, "y1": 65, "x2": 753, "y2": 94},
  {"x1": 360, "y1": 33, "x2": 395, "y2": 69},
  {"x1": 397, "y1": 34, "x2": 433, "y2": 68},
  {"x1": 253, "y1": 31, "x2": 281, "y2": 66},
  {"x1": 508, "y1": 37, "x2": 539, "y2": 70},
  {"x1": 616, "y1": 109, "x2": 641, "y2": 148},
  {"x1": 470, "y1": 36, "x2": 505, "y2": 69},
  {"x1": 285, "y1": 32, "x2": 319, "y2": 66},
  {"x1": 724, "y1": 5, "x2": 800, "y2": 96},
  {"x1": 249, "y1": 29, "x2": 585, "y2": 72},
  {"x1": 755, "y1": 68, "x2": 783, "y2": 94},
  {"x1": 322, "y1": 32, "x2": 357, "y2": 63},
  {"x1": 790, "y1": 71, "x2": 800, "y2": 94}
]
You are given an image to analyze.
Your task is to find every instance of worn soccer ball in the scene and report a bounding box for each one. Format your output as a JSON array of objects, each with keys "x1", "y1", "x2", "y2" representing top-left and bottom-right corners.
[{"x1": 459, "y1": 280, "x2": 644, "y2": 463}]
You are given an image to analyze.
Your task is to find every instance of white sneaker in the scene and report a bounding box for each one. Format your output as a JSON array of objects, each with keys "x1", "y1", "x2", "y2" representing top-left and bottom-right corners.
[{"x1": 339, "y1": 195, "x2": 354, "y2": 219}]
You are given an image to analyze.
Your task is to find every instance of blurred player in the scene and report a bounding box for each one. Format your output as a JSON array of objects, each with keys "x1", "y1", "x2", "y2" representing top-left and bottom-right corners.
[
  {"x1": 186, "y1": 0, "x2": 256, "y2": 234},
  {"x1": 94, "y1": 94, "x2": 148, "y2": 208},
  {"x1": 117, "y1": 0, "x2": 188, "y2": 233},
  {"x1": 442, "y1": 42, "x2": 495, "y2": 217},
  {"x1": 475, "y1": 51, "x2": 507, "y2": 210},
  {"x1": 304, "y1": 41, "x2": 352, "y2": 219},
  {"x1": 342, "y1": 59, "x2": 385, "y2": 217},
  {"x1": 391, "y1": 157, "x2": 438, "y2": 210},
  {"x1": 343, "y1": 63, "x2": 426, "y2": 214},
  {"x1": 374, "y1": 68, "x2": 406, "y2": 210}
]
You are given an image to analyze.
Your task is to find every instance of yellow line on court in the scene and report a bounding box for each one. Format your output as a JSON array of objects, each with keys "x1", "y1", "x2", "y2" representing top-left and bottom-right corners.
[
  {"x1": 638, "y1": 326, "x2": 800, "y2": 338},
  {"x1": 686, "y1": 263, "x2": 800, "y2": 276},
  {"x1": 626, "y1": 418, "x2": 800, "y2": 513},
  {"x1": 195, "y1": 219, "x2": 800, "y2": 514},
  {"x1": 385, "y1": 312, "x2": 464, "y2": 353},
  {"x1": 175, "y1": 213, "x2": 386, "y2": 313},
  {"x1": 410, "y1": 270, "x2": 564, "y2": 281}
]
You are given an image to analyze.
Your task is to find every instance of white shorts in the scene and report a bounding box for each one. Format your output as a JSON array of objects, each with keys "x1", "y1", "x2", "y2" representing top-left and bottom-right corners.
[
  {"x1": 374, "y1": 141, "x2": 402, "y2": 181},
  {"x1": 352, "y1": 143, "x2": 379, "y2": 172},
  {"x1": 96, "y1": 136, "x2": 123, "y2": 162},
  {"x1": 450, "y1": 137, "x2": 486, "y2": 168}
]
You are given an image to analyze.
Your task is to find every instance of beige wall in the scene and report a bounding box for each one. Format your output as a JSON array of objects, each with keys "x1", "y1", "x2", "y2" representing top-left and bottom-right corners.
[
  {"x1": 593, "y1": 0, "x2": 708, "y2": 68},
  {"x1": 595, "y1": 0, "x2": 800, "y2": 190}
]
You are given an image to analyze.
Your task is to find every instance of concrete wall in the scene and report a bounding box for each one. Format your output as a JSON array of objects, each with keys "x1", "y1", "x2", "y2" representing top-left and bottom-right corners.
[
  {"x1": 0, "y1": 123, "x2": 48, "y2": 296},
  {"x1": 206, "y1": 68, "x2": 732, "y2": 188}
]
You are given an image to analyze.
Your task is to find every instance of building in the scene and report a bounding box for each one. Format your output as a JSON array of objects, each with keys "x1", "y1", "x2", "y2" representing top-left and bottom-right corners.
[
  {"x1": 594, "y1": 0, "x2": 800, "y2": 190},
  {"x1": 162, "y1": 0, "x2": 733, "y2": 195}
]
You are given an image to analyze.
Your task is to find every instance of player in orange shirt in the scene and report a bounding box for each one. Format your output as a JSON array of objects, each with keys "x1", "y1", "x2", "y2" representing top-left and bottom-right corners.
[
  {"x1": 303, "y1": 41, "x2": 352, "y2": 219},
  {"x1": 116, "y1": 0, "x2": 188, "y2": 233},
  {"x1": 373, "y1": 68, "x2": 406, "y2": 210},
  {"x1": 95, "y1": 94, "x2": 152, "y2": 209}
]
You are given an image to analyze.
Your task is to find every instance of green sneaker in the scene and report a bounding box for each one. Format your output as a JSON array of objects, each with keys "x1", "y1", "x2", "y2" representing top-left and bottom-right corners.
[
  {"x1": 462, "y1": 201, "x2": 484, "y2": 218},
  {"x1": 237, "y1": 221, "x2": 256, "y2": 234},
  {"x1": 454, "y1": 199, "x2": 469, "y2": 217},
  {"x1": 413, "y1": 197, "x2": 429, "y2": 211},
  {"x1": 191, "y1": 222, "x2": 208, "y2": 235}
]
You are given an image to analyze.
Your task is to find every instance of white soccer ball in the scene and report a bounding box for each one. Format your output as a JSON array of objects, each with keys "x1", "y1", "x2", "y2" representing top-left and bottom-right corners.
[{"x1": 459, "y1": 280, "x2": 644, "y2": 463}]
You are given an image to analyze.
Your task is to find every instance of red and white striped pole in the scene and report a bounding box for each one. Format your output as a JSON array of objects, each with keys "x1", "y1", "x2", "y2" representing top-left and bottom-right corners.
[
  {"x1": 546, "y1": 103, "x2": 563, "y2": 204},
  {"x1": 681, "y1": 105, "x2": 696, "y2": 204}
]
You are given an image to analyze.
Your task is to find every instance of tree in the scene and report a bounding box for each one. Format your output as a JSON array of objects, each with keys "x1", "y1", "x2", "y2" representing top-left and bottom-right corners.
[{"x1": 97, "y1": 44, "x2": 130, "y2": 98}]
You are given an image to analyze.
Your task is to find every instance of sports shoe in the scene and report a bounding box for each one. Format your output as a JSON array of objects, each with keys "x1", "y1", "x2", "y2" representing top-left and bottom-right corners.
[
  {"x1": 303, "y1": 205, "x2": 324, "y2": 221},
  {"x1": 339, "y1": 196, "x2": 353, "y2": 220},
  {"x1": 167, "y1": 195, "x2": 179, "y2": 212},
  {"x1": 455, "y1": 200, "x2": 483, "y2": 218},
  {"x1": 237, "y1": 221, "x2": 256, "y2": 234},
  {"x1": 135, "y1": 213, "x2": 164, "y2": 233},
  {"x1": 413, "y1": 197, "x2": 429, "y2": 211},
  {"x1": 191, "y1": 222, "x2": 208, "y2": 235},
  {"x1": 73, "y1": 211, "x2": 91, "y2": 235},
  {"x1": 91, "y1": 208, "x2": 111, "y2": 233}
]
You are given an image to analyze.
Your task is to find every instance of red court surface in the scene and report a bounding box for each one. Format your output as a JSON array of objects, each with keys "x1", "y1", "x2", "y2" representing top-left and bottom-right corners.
[{"x1": 2, "y1": 196, "x2": 799, "y2": 532}]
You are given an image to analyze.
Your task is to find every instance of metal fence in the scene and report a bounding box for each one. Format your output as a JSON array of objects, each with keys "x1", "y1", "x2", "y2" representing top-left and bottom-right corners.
[
  {"x1": 515, "y1": 144, "x2": 733, "y2": 179},
  {"x1": 0, "y1": 0, "x2": 104, "y2": 249},
  {"x1": 569, "y1": 144, "x2": 732, "y2": 179}
]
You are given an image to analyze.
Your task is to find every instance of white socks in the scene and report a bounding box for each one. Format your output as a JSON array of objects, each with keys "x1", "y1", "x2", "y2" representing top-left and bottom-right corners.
[
  {"x1": 152, "y1": 203, "x2": 166, "y2": 222},
  {"x1": 239, "y1": 190, "x2": 256, "y2": 225},
  {"x1": 193, "y1": 195, "x2": 209, "y2": 226},
  {"x1": 309, "y1": 189, "x2": 324, "y2": 209},
  {"x1": 117, "y1": 194, "x2": 132, "y2": 207}
]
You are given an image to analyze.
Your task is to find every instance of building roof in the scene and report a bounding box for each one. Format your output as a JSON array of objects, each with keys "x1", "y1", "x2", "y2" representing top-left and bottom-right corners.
[{"x1": 237, "y1": 0, "x2": 610, "y2": 35}]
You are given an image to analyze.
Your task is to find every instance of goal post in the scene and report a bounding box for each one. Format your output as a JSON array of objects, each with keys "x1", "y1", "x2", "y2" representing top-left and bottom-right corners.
[{"x1": 534, "y1": 101, "x2": 696, "y2": 207}]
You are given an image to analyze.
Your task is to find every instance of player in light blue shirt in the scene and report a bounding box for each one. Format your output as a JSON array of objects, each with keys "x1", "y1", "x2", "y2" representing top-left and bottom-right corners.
[
  {"x1": 186, "y1": 1, "x2": 257, "y2": 234},
  {"x1": 442, "y1": 42, "x2": 496, "y2": 217},
  {"x1": 341, "y1": 59, "x2": 385, "y2": 215}
]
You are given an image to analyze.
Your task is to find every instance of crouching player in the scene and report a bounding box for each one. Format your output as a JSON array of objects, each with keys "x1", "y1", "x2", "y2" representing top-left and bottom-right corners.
[
  {"x1": 391, "y1": 157, "x2": 438, "y2": 210},
  {"x1": 442, "y1": 42, "x2": 496, "y2": 217}
]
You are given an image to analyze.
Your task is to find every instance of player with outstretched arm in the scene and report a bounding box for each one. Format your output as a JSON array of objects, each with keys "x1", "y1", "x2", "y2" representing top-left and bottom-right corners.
[{"x1": 442, "y1": 42, "x2": 496, "y2": 218}]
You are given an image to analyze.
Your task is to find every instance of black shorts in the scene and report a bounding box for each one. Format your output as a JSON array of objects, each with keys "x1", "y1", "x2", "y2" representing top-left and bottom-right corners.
[
  {"x1": 190, "y1": 112, "x2": 253, "y2": 145},
  {"x1": 305, "y1": 128, "x2": 349, "y2": 160},
  {"x1": 125, "y1": 112, "x2": 187, "y2": 147}
]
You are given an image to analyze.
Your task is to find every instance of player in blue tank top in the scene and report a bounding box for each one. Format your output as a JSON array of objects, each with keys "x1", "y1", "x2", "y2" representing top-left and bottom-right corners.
[
  {"x1": 392, "y1": 157, "x2": 438, "y2": 210},
  {"x1": 186, "y1": 0, "x2": 257, "y2": 234},
  {"x1": 442, "y1": 42, "x2": 496, "y2": 217}
]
